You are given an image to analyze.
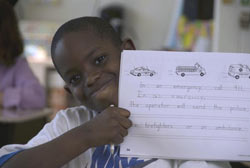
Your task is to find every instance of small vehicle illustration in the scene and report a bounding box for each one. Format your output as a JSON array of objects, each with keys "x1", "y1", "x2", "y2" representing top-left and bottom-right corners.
[
  {"x1": 176, "y1": 63, "x2": 206, "y2": 77},
  {"x1": 130, "y1": 67, "x2": 156, "y2": 77},
  {"x1": 228, "y1": 64, "x2": 250, "y2": 79}
]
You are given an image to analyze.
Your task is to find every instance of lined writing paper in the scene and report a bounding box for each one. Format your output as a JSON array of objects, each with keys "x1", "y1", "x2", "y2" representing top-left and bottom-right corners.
[{"x1": 119, "y1": 50, "x2": 250, "y2": 161}]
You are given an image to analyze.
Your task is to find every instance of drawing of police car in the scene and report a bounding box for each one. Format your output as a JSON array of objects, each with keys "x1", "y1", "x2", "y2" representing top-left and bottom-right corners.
[
  {"x1": 130, "y1": 67, "x2": 156, "y2": 77},
  {"x1": 228, "y1": 64, "x2": 250, "y2": 79},
  {"x1": 176, "y1": 63, "x2": 206, "y2": 77}
]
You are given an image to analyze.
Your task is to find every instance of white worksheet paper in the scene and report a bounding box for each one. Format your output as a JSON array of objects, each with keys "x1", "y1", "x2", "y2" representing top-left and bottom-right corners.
[{"x1": 119, "y1": 50, "x2": 250, "y2": 161}]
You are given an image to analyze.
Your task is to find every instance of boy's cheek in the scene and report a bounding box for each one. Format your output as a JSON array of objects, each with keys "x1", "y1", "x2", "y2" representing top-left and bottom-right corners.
[
  {"x1": 88, "y1": 83, "x2": 118, "y2": 112},
  {"x1": 73, "y1": 77, "x2": 118, "y2": 111},
  {"x1": 93, "y1": 81, "x2": 118, "y2": 103}
]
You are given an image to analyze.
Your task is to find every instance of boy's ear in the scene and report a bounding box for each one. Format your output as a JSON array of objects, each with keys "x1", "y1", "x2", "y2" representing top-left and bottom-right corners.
[
  {"x1": 64, "y1": 85, "x2": 72, "y2": 95},
  {"x1": 121, "y1": 38, "x2": 136, "y2": 50}
]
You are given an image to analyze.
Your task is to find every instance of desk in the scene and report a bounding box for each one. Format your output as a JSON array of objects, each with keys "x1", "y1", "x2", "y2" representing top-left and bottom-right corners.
[
  {"x1": 0, "y1": 108, "x2": 52, "y2": 123},
  {"x1": 0, "y1": 108, "x2": 52, "y2": 147}
]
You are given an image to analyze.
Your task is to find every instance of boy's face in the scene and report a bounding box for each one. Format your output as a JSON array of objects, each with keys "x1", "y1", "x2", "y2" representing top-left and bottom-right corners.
[{"x1": 54, "y1": 30, "x2": 134, "y2": 112}]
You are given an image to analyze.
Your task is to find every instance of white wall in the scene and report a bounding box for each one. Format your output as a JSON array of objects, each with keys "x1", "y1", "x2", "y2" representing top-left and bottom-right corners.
[
  {"x1": 213, "y1": 0, "x2": 250, "y2": 53},
  {"x1": 123, "y1": 0, "x2": 177, "y2": 49},
  {"x1": 17, "y1": 0, "x2": 97, "y2": 22},
  {"x1": 16, "y1": 0, "x2": 177, "y2": 50}
]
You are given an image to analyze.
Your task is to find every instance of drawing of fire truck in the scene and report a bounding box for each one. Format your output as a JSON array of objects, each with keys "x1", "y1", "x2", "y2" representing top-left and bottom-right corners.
[{"x1": 176, "y1": 63, "x2": 206, "y2": 77}]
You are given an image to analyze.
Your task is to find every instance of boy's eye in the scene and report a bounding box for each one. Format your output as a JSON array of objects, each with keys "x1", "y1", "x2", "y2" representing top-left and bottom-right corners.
[
  {"x1": 69, "y1": 74, "x2": 81, "y2": 85},
  {"x1": 95, "y1": 55, "x2": 106, "y2": 65}
]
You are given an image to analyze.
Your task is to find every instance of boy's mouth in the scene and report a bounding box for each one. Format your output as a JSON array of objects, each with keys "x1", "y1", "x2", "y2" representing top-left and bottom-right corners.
[{"x1": 89, "y1": 77, "x2": 115, "y2": 98}]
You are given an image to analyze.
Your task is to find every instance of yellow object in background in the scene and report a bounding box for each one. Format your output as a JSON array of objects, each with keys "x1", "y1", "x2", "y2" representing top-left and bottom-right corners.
[
  {"x1": 223, "y1": 0, "x2": 234, "y2": 4},
  {"x1": 177, "y1": 16, "x2": 213, "y2": 51}
]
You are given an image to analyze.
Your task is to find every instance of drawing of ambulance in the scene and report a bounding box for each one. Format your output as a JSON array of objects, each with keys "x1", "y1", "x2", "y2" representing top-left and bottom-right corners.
[
  {"x1": 176, "y1": 63, "x2": 206, "y2": 77},
  {"x1": 228, "y1": 64, "x2": 250, "y2": 79}
]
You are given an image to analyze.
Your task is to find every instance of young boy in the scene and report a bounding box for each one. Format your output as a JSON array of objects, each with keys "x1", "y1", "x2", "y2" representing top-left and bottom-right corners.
[{"x1": 0, "y1": 17, "x2": 231, "y2": 168}]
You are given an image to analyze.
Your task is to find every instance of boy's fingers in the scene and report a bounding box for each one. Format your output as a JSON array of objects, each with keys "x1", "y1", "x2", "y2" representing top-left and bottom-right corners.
[
  {"x1": 119, "y1": 109, "x2": 130, "y2": 117},
  {"x1": 110, "y1": 107, "x2": 132, "y2": 128},
  {"x1": 119, "y1": 126, "x2": 128, "y2": 137},
  {"x1": 119, "y1": 117, "x2": 132, "y2": 129},
  {"x1": 113, "y1": 135, "x2": 123, "y2": 145},
  {"x1": 110, "y1": 107, "x2": 130, "y2": 117},
  {"x1": 105, "y1": 106, "x2": 132, "y2": 128}
]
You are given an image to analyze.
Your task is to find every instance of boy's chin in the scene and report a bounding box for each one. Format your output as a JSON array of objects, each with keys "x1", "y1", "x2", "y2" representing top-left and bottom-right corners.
[
  {"x1": 89, "y1": 90, "x2": 118, "y2": 113},
  {"x1": 91, "y1": 100, "x2": 116, "y2": 113}
]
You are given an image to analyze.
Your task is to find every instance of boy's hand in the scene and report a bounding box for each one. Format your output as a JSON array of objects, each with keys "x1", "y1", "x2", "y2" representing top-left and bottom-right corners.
[{"x1": 83, "y1": 106, "x2": 132, "y2": 147}]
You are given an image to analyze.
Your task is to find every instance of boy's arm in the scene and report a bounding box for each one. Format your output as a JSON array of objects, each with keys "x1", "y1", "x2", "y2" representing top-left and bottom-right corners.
[
  {"x1": 2, "y1": 107, "x2": 132, "y2": 168},
  {"x1": 2, "y1": 124, "x2": 91, "y2": 168}
]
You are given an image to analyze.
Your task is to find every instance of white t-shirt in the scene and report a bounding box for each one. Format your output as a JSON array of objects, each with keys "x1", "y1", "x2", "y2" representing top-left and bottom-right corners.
[{"x1": 0, "y1": 106, "x2": 231, "y2": 168}]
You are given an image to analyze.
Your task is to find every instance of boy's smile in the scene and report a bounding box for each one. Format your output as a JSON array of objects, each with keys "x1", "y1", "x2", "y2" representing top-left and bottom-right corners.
[
  {"x1": 89, "y1": 75, "x2": 114, "y2": 98},
  {"x1": 53, "y1": 30, "x2": 135, "y2": 112}
]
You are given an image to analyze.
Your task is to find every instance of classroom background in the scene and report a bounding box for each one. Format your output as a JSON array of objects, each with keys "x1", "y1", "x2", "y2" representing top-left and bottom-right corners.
[
  {"x1": 15, "y1": 0, "x2": 250, "y2": 112},
  {"x1": 0, "y1": 0, "x2": 250, "y2": 167}
]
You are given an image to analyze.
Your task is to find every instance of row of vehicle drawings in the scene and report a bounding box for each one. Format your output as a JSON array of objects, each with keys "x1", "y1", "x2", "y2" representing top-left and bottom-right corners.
[{"x1": 130, "y1": 63, "x2": 250, "y2": 79}]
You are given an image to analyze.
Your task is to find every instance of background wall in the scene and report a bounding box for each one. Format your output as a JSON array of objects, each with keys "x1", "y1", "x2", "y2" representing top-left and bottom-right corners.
[
  {"x1": 16, "y1": 0, "x2": 250, "y2": 52},
  {"x1": 16, "y1": 0, "x2": 177, "y2": 50},
  {"x1": 123, "y1": 0, "x2": 177, "y2": 50},
  {"x1": 213, "y1": 0, "x2": 250, "y2": 53}
]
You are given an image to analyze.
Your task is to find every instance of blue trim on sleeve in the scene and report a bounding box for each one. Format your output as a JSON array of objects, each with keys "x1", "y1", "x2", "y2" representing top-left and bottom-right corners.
[{"x1": 0, "y1": 150, "x2": 23, "y2": 166}]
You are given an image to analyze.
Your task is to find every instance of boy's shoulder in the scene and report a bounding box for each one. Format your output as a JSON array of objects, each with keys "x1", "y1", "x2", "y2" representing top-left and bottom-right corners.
[
  {"x1": 59, "y1": 105, "x2": 89, "y2": 114},
  {"x1": 26, "y1": 105, "x2": 92, "y2": 145}
]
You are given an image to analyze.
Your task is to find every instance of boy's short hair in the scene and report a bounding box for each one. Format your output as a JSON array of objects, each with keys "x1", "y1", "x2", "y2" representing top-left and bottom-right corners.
[{"x1": 51, "y1": 16, "x2": 122, "y2": 60}]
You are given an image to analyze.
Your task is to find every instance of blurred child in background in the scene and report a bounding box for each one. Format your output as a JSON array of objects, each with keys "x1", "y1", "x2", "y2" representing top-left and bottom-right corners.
[{"x1": 0, "y1": 0, "x2": 45, "y2": 110}]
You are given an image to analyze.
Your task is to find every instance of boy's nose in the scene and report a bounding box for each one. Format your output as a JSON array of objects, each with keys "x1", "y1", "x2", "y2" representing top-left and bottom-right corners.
[{"x1": 85, "y1": 72, "x2": 101, "y2": 87}]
